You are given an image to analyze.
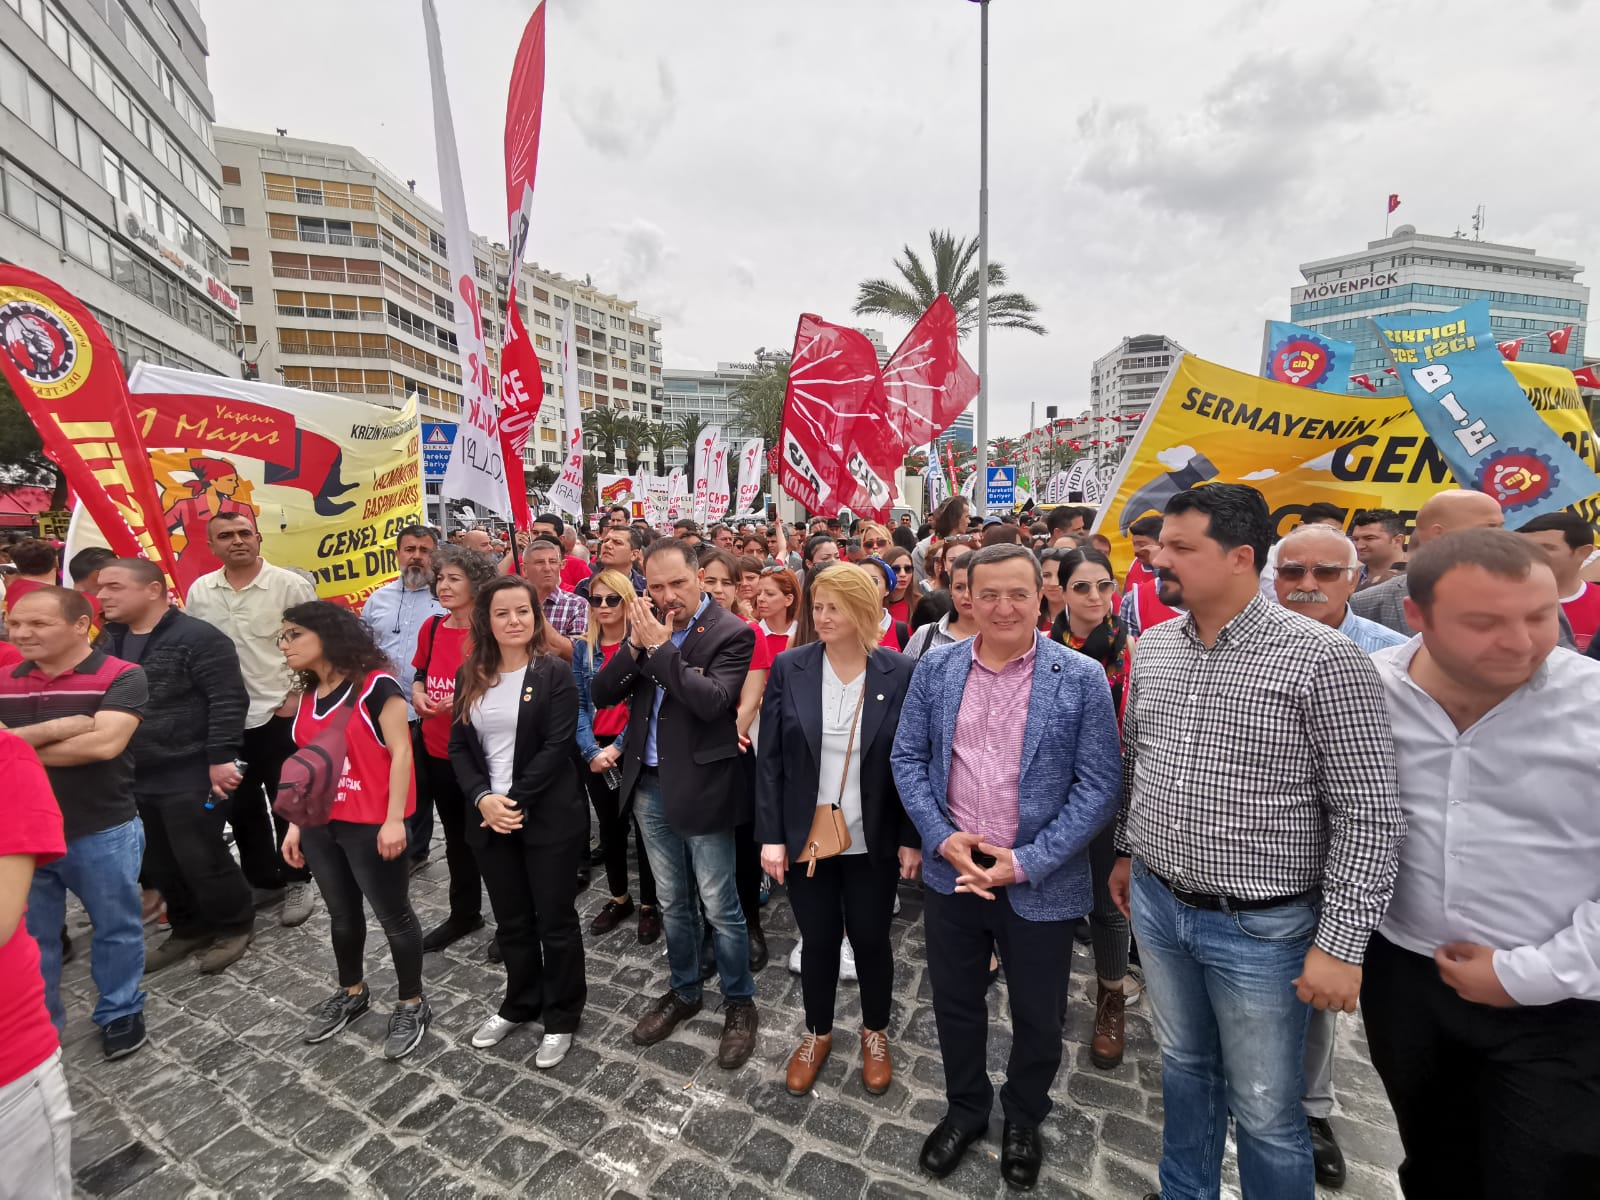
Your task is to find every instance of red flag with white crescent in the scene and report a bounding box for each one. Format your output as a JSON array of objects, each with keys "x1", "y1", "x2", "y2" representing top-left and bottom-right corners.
[
  {"x1": 1547, "y1": 325, "x2": 1575, "y2": 356},
  {"x1": 1496, "y1": 338, "x2": 1524, "y2": 361},
  {"x1": 1349, "y1": 373, "x2": 1379, "y2": 393},
  {"x1": 1573, "y1": 365, "x2": 1600, "y2": 390}
]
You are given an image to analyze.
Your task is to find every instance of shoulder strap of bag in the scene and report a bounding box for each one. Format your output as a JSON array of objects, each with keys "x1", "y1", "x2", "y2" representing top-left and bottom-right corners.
[
  {"x1": 835, "y1": 681, "x2": 867, "y2": 808},
  {"x1": 894, "y1": 621, "x2": 909, "y2": 648},
  {"x1": 421, "y1": 614, "x2": 445, "y2": 676}
]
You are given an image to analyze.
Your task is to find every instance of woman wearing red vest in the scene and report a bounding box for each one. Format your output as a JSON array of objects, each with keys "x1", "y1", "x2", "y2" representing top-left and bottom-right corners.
[
  {"x1": 279, "y1": 601, "x2": 427, "y2": 1061},
  {"x1": 449, "y1": 577, "x2": 587, "y2": 1068}
]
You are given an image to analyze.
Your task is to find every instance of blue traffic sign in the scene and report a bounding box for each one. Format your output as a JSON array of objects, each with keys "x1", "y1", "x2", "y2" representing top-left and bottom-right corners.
[
  {"x1": 985, "y1": 465, "x2": 1016, "y2": 508},
  {"x1": 421, "y1": 422, "x2": 456, "y2": 481}
]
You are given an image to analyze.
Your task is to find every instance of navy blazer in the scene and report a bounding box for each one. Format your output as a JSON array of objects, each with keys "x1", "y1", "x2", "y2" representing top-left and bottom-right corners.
[
  {"x1": 889, "y1": 634, "x2": 1122, "y2": 922},
  {"x1": 447, "y1": 655, "x2": 585, "y2": 850},
  {"x1": 753, "y1": 642, "x2": 920, "y2": 866}
]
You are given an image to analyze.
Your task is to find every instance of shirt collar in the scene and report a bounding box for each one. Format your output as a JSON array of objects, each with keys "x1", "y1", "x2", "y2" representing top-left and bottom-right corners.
[
  {"x1": 1182, "y1": 591, "x2": 1272, "y2": 648},
  {"x1": 21, "y1": 648, "x2": 104, "y2": 679},
  {"x1": 969, "y1": 632, "x2": 1038, "y2": 674}
]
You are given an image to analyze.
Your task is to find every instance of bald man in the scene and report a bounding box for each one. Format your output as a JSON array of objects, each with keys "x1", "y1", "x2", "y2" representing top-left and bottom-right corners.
[{"x1": 1349, "y1": 491, "x2": 1502, "y2": 637}]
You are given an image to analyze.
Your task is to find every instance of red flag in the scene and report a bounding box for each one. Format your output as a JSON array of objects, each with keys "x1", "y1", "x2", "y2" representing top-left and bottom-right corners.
[
  {"x1": 1574, "y1": 365, "x2": 1600, "y2": 389},
  {"x1": 879, "y1": 295, "x2": 979, "y2": 451},
  {"x1": 1382, "y1": 367, "x2": 1398, "y2": 377},
  {"x1": 1496, "y1": 338, "x2": 1523, "y2": 361},
  {"x1": 780, "y1": 314, "x2": 898, "y2": 518},
  {"x1": 1547, "y1": 325, "x2": 1575, "y2": 355},
  {"x1": 1387, "y1": 193, "x2": 1401, "y2": 214},
  {"x1": 496, "y1": 0, "x2": 548, "y2": 531},
  {"x1": 0, "y1": 266, "x2": 177, "y2": 578},
  {"x1": 1350, "y1": 373, "x2": 1379, "y2": 393}
]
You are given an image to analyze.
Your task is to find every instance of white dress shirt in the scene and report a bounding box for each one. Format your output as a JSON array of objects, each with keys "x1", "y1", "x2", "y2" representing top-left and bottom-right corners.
[
  {"x1": 471, "y1": 670, "x2": 523, "y2": 796},
  {"x1": 818, "y1": 657, "x2": 867, "y2": 855},
  {"x1": 1373, "y1": 639, "x2": 1600, "y2": 1004},
  {"x1": 359, "y1": 580, "x2": 445, "y2": 720},
  {"x1": 185, "y1": 559, "x2": 317, "y2": 727}
]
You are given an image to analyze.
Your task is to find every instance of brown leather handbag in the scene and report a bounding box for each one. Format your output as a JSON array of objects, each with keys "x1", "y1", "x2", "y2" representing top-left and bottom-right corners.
[{"x1": 799, "y1": 684, "x2": 866, "y2": 877}]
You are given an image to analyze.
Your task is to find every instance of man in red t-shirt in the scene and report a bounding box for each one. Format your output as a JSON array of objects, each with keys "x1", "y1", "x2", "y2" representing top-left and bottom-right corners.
[
  {"x1": 1123, "y1": 515, "x2": 1163, "y2": 593},
  {"x1": 0, "y1": 731, "x2": 72, "y2": 1197},
  {"x1": 1517, "y1": 511, "x2": 1600, "y2": 652}
]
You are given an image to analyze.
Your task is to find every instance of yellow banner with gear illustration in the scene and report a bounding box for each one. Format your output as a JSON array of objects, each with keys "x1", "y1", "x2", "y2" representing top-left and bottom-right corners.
[{"x1": 1093, "y1": 354, "x2": 1599, "y2": 564}]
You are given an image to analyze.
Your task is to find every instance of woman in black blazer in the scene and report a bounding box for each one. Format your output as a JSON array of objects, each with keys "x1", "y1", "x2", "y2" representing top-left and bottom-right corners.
[
  {"x1": 756, "y1": 565, "x2": 920, "y2": 1099},
  {"x1": 448, "y1": 577, "x2": 586, "y2": 1069}
]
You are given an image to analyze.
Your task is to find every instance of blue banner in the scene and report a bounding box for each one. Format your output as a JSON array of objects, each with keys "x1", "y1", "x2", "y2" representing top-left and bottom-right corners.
[
  {"x1": 1373, "y1": 300, "x2": 1599, "y2": 519},
  {"x1": 1260, "y1": 320, "x2": 1355, "y2": 393}
]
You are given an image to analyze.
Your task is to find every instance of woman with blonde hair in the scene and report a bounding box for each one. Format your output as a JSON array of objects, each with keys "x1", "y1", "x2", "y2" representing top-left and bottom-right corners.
[
  {"x1": 755, "y1": 565, "x2": 919, "y2": 1097},
  {"x1": 573, "y1": 569, "x2": 658, "y2": 943}
]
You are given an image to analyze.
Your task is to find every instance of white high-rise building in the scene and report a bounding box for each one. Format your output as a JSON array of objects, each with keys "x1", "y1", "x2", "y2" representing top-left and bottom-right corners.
[
  {"x1": 1089, "y1": 334, "x2": 1183, "y2": 467},
  {"x1": 0, "y1": 0, "x2": 239, "y2": 374}
]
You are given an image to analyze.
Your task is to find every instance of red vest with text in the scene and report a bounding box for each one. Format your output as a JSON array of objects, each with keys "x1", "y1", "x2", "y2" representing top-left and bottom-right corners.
[
  {"x1": 1132, "y1": 579, "x2": 1182, "y2": 633},
  {"x1": 293, "y1": 671, "x2": 415, "y2": 824}
]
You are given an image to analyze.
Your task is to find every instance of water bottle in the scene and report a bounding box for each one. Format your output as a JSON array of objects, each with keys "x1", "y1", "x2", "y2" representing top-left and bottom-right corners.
[
  {"x1": 206, "y1": 759, "x2": 249, "y2": 811},
  {"x1": 602, "y1": 765, "x2": 622, "y2": 791}
]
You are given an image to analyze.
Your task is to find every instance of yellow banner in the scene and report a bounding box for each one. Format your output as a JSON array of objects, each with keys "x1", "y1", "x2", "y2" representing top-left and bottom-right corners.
[{"x1": 1094, "y1": 355, "x2": 1599, "y2": 564}]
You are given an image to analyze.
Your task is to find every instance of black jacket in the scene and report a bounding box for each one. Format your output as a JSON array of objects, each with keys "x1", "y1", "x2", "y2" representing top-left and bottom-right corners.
[
  {"x1": 105, "y1": 607, "x2": 247, "y2": 790},
  {"x1": 754, "y1": 642, "x2": 920, "y2": 865},
  {"x1": 447, "y1": 655, "x2": 585, "y2": 850},
  {"x1": 591, "y1": 596, "x2": 755, "y2": 836}
]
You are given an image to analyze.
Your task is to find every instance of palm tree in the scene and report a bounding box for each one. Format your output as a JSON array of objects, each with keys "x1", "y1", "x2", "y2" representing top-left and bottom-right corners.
[
  {"x1": 584, "y1": 405, "x2": 629, "y2": 471},
  {"x1": 618, "y1": 415, "x2": 654, "y2": 473},
  {"x1": 727, "y1": 353, "x2": 789, "y2": 448},
  {"x1": 853, "y1": 229, "x2": 1045, "y2": 338},
  {"x1": 659, "y1": 413, "x2": 707, "y2": 472}
]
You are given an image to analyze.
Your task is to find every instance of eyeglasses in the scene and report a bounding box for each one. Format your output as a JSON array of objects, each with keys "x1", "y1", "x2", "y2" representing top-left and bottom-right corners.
[
  {"x1": 1276, "y1": 562, "x2": 1356, "y2": 583},
  {"x1": 863, "y1": 538, "x2": 888, "y2": 549},
  {"x1": 1068, "y1": 580, "x2": 1118, "y2": 595},
  {"x1": 760, "y1": 565, "x2": 791, "y2": 576},
  {"x1": 588, "y1": 593, "x2": 624, "y2": 609},
  {"x1": 275, "y1": 628, "x2": 305, "y2": 645}
]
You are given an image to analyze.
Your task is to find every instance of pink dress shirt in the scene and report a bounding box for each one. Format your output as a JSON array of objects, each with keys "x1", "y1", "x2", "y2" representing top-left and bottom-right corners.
[{"x1": 945, "y1": 636, "x2": 1036, "y2": 881}]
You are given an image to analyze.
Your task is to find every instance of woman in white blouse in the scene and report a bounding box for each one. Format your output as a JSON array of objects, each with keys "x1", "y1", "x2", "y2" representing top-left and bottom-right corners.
[
  {"x1": 448, "y1": 577, "x2": 586, "y2": 1068},
  {"x1": 755, "y1": 565, "x2": 921, "y2": 1098}
]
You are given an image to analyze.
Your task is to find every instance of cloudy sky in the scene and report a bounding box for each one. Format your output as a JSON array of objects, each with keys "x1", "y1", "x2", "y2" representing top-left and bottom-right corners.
[{"x1": 201, "y1": 0, "x2": 1598, "y2": 437}]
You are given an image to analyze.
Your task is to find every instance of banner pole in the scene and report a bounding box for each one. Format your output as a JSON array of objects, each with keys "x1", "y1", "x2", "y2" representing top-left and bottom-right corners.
[{"x1": 974, "y1": 0, "x2": 990, "y2": 519}]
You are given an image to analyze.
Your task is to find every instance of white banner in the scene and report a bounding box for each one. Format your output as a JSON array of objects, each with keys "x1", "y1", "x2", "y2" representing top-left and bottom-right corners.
[
  {"x1": 546, "y1": 309, "x2": 585, "y2": 517},
  {"x1": 422, "y1": 0, "x2": 510, "y2": 520},
  {"x1": 666, "y1": 467, "x2": 689, "y2": 522},
  {"x1": 692, "y1": 424, "x2": 721, "y2": 525},
  {"x1": 734, "y1": 437, "x2": 763, "y2": 518},
  {"x1": 644, "y1": 473, "x2": 670, "y2": 527}
]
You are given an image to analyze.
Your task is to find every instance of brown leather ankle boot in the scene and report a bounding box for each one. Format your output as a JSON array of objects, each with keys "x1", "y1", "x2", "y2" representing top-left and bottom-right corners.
[
  {"x1": 786, "y1": 1031, "x2": 832, "y2": 1095},
  {"x1": 1090, "y1": 980, "x2": 1126, "y2": 1069},
  {"x1": 860, "y1": 1027, "x2": 892, "y2": 1095}
]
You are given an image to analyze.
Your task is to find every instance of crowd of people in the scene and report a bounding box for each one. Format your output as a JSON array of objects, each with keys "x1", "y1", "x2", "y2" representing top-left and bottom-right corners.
[{"x1": 0, "y1": 481, "x2": 1595, "y2": 1200}]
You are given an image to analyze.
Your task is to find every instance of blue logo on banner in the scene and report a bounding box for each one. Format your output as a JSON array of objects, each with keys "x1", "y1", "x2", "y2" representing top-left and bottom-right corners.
[
  {"x1": 1372, "y1": 300, "x2": 1599, "y2": 519},
  {"x1": 1261, "y1": 320, "x2": 1355, "y2": 393},
  {"x1": 986, "y1": 466, "x2": 1016, "y2": 507},
  {"x1": 421, "y1": 422, "x2": 456, "y2": 481}
]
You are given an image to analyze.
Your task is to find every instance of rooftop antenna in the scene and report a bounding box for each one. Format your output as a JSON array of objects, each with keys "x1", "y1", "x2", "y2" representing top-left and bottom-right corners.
[{"x1": 1471, "y1": 204, "x2": 1486, "y2": 241}]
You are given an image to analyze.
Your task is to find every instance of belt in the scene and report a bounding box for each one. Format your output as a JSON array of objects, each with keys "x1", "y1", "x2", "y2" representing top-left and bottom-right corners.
[
  {"x1": 1149, "y1": 867, "x2": 1315, "y2": 914},
  {"x1": 639, "y1": 764, "x2": 658, "y2": 776}
]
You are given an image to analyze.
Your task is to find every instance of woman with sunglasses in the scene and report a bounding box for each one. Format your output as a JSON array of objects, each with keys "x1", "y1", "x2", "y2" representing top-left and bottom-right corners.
[
  {"x1": 856, "y1": 522, "x2": 892, "y2": 559},
  {"x1": 882, "y1": 547, "x2": 915, "y2": 625},
  {"x1": 860, "y1": 558, "x2": 911, "y2": 651},
  {"x1": 572, "y1": 570, "x2": 659, "y2": 945},
  {"x1": 450, "y1": 577, "x2": 586, "y2": 1066},
  {"x1": 411, "y1": 543, "x2": 498, "y2": 955},
  {"x1": 754, "y1": 566, "x2": 800, "y2": 662},
  {"x1": 902, "y1": 543, "x2": 977, "y2": 660},
  {"x1": 278, "y1": 602, "x2": 429, "y2": 1060},
  {"x1": 1046, "y1": 546, "x2": 1136, "y2": 1070}
]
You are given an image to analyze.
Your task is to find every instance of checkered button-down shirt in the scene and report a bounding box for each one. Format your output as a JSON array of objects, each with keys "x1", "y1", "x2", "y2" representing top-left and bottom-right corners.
[
  {"x1": 1118, "y1": 594, "x2": 1404, "y2": 963},
  {"x1": 541, "y1": 588, "x2": 589, "y2": 639}
]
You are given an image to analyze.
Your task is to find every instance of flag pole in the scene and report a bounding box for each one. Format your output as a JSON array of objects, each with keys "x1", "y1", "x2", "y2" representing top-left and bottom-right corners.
[{"x1": 973, "y1": 0, "x2": 990, "y2": 519}]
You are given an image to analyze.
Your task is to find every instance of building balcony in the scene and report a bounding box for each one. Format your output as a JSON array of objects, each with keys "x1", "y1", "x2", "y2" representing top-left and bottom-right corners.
[{"x1": 270, "y1": 228, "x2": 382, "y2": 250}]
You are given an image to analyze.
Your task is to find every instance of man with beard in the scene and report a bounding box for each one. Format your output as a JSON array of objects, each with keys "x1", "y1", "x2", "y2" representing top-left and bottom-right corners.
[
  {"x1": 361, "y1": 525, "x2": 445, "y2": 870},
  {"x1": 1272, "y1": 523, "x2": 1405, "y2": 1187},
  {"x1": 1111, "y1": 483, "x2": 1404, "y2": 1200}
]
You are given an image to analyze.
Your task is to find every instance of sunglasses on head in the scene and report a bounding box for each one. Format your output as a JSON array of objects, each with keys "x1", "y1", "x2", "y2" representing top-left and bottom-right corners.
[
  {"x1": 760, "y1": 565, "x2": 790, "y2": 575},
  {"x1": 1276, "y1": 562, "x2": 1354, "y2": 583},
  {"x1": 1068, "y1": 579, "x2": 1118, "y2": 595},
  {"x1": 588, "y1": 593, "x2": 624, "y2": 608}
]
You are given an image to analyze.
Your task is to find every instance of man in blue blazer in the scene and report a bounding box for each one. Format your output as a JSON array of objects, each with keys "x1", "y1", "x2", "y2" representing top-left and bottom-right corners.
[{"x1": 891, "y1": 544, "x2": 1121, "y2": 1190}]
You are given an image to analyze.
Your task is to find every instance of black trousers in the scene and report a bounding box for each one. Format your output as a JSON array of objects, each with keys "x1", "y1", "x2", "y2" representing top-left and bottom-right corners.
[
  {"x1": 476, "y1": 827, "x2": 588, "y2": 1032},
  {"x1": 734, "y1": 820, "x2": 761, "y2": 931},
  {"x1": 1362, "y1": 933, "x2": 1600, "y2": 1200},
  {"x1": 404, "y1": 721, "x2": 434, "y2": 863},
  {"x1": 298, "y1": 821, "x2": 423, "y2": 998},
  {"x1": 136, "y1": 787, "x2": 254, "y2": 940},
  {"x1": 423, "y1": 754, "x2": 482, "y2": 926},
  {"x1": 786, "y1": 852, "x2": 898, "y2": 1034},
  {"x1": 581, "y1": 735, "x2": 656, "y2": 906},
  {"x1": 231, "y1": 716, "x2": 310, "y2": 886},
  {"x1": 924, "y1": 887, "x2": 1073, "y2": 1131}
]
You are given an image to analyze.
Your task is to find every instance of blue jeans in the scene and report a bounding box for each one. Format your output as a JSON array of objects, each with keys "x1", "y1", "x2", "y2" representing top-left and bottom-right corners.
[
  {"x1": 633, "y1": 772, "x2": 753, "y2": 1004},
  {"x1": 1129, "y1": 859, "x2": 1315, "y2": 1200},
  {"x1": 26, "y1": 818, "x2": 147, "y2": 1033}
]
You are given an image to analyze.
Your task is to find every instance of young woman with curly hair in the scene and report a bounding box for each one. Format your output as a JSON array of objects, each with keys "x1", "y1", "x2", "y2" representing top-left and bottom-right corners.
[{"x1": 278, "y1": 600, "x2": 428, "y2": 1061}]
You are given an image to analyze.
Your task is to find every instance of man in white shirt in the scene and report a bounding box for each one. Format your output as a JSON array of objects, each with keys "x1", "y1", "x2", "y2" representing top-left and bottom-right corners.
[
  {"x1": 184, "y1": 513, "x2": 317, "y2": 926},
  {"x1": 1364, "y1": 528, "x2": 1600, "y2": 1200}
]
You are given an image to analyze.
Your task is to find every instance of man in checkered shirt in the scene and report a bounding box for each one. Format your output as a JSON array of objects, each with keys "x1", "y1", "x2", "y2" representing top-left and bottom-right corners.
[
  {"x1": 520, "y1": 535, "x2": 587, "y2": 663},
  {"x1": 1108, "y1": 484, "x2": 1404, "y2": 1200}
]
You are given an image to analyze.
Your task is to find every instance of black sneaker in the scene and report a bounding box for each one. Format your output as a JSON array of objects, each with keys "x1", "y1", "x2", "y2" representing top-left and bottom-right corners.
[
  {"x1": 304, "y1": 984, "x2": 370, "y2": 1044},
  {"x1": 384, "y1": 998, "x2": 431, "y2": 1061},
  {"x1": 102, "y1": 1013, "x2": 146, "y2": 1060},
  {"x1": 1308, "y1": 1115, "x2": 1347, "y2": 1189}
]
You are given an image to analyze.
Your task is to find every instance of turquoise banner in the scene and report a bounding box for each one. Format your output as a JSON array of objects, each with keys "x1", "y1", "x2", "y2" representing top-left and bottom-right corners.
[{"x1": 1260, "y1": 320, "x2": 1356, "y2": 393}]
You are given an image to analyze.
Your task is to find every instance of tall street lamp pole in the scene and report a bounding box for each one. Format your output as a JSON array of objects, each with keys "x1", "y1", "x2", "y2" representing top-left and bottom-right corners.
[{"x1": 973, "y1": 0, "x2": 990, "y2": 517}]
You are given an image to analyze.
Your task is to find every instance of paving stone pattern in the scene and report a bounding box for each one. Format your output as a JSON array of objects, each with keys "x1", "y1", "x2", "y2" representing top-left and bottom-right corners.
[{"x1": 62, "y1": 842, "x2": 1403, "y2": 1198}]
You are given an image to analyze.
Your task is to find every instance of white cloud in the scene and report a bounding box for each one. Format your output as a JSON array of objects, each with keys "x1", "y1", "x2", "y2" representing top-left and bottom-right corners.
[
  {"x1": 1303, "y1": 451, "x2": 1338, "y2": 471},
  {"x1": 1240, "y1": 468, "x2": 1278, "y2": 481},
  {"x1": 1156, "y1": 445, "x2": 1199, "y2": 470}
]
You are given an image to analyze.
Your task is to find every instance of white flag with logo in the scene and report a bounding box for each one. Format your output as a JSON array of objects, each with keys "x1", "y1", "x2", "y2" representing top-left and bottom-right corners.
[
  {"x1": 665, "y1": 467, "x2": 688, "y2": 521},
  {"x1": 546, "y1": 309, "x2": 585, "y2": 517},
  {"x1": 707, "y1": 431, "x2": 732, "y2": 520},
  {"x1": 735, "y1": 438, "x2": 763, "y2": 516},
  {"x1": 691, "y1": 424, "x2": 721, "y2": 525},
  {"x1": 422, "y1": 0, "x2": 511, "y2": 520}
]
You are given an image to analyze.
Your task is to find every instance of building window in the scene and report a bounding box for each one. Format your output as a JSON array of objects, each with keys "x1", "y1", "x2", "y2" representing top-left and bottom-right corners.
[
  {"x1": 222, "y1": 164, "x2": 241, "y2": 185},
  {"x1": 235, "y1": 285, "x2": 253, "y2": 304},
  {"x1": 221, "y1": 205, "x2": 244, "y2": 225},
  {"x1": 229, "y1": 245, "x2": 248, "y2": 261}
]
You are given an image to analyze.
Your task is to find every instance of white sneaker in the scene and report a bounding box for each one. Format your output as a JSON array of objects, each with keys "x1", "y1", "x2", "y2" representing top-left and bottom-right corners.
[
  {"x1": 787, "y1": 938, "x2": 803, "y2": 975},
  {"x1": 1123, "y1": 964, "x2": 1144, "y2": 1007},
  {"x1": 470, "y1": 1014, "x2": 522, "y2": 1049},
  {"x1": 280, "y1": 882, "x2": 315, "y2": 927},
  {"x1": 839, "y1": 938, "x2": 858, "y2": 983},
  {"x1": 534, "y1": 1032, "x2": 572, "y2": 1069}
]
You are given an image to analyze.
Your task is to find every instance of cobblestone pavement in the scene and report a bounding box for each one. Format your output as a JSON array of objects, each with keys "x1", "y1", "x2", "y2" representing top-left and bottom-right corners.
[{"x1": 60, "y1": 841, "x2": 1404, "y2": 1199}]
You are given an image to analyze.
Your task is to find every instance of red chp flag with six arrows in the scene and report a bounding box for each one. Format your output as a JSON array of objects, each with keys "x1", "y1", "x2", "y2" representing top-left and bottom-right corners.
[
  {"x1": 780, "y1": 315, "x2": 901, "y2": 519},
  {"x1": 879, "y1": 294, "x2": 979, "y2": 452}
]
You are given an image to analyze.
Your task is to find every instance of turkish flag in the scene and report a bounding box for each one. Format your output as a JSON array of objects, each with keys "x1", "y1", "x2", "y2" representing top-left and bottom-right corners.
[
  {"x1": 1387, "y1": 193, "x2": 1401, "y2": 214},
  {"x1": 1547, "y1": 325, "x2": 1575, "y2": 355},
  {"x1": 1382, "y1": 367, "x2": 1398, "y2": 377},
  {"x1": 1350, "y1": 374, "x2": 1379, "y2": 393},
  {"x1": 879, "y1": 294, "x2": 979, "y2": 451},
  {"x1": 1497, "y1": 338, "x2": 1523, "y2": 361},
  {"x1": 780, "y1": 314, "x2": 899, "y2": 518},
  {"x1": 1573, "y1": 365, "x2": 1600, "y2": 389}
]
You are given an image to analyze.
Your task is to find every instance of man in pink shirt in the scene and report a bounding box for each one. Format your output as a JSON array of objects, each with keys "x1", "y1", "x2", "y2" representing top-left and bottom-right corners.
[{"x1": 891, "y1": 544, "x2": 1122, "y2": 1189}]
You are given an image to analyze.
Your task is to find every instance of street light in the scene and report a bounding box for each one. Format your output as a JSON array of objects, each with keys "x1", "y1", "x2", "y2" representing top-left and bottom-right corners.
[{"x1": 967, "y1": 0, "x2": 990, "y2": 517}]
